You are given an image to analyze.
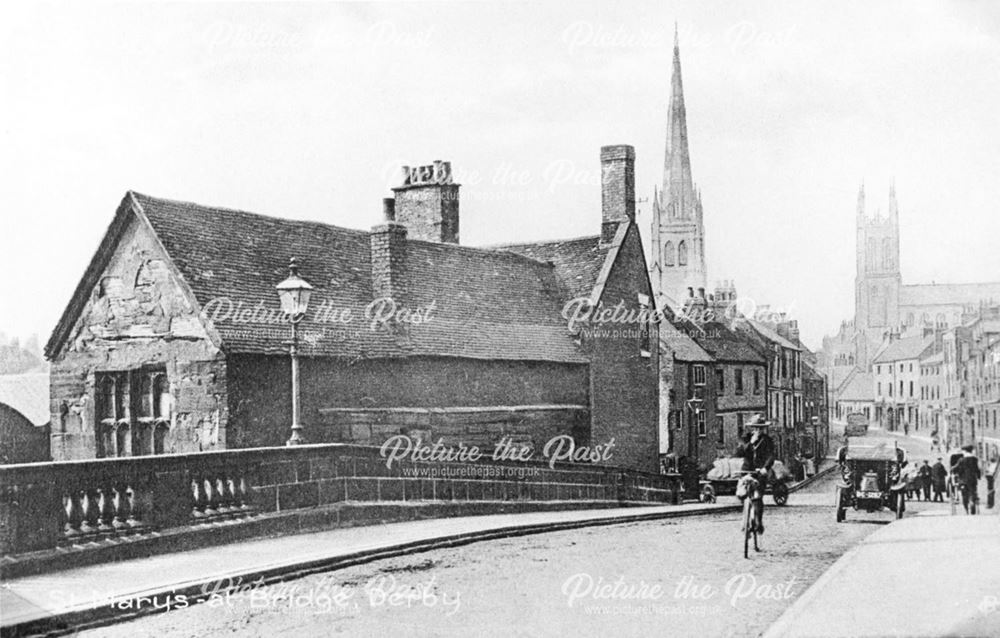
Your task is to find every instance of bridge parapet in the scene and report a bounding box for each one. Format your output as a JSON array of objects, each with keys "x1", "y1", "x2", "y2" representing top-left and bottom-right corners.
[{"x1": 0, "y1": 443, "x2": 680, "y2": 560}]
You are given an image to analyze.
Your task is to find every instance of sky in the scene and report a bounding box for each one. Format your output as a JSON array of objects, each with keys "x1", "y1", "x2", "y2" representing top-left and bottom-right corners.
[{"x1": 1, "y1": 1, "x2": 999, "y2": 351}]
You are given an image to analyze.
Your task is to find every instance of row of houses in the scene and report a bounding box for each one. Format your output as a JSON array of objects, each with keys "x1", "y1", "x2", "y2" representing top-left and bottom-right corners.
[
  {"x1": 662, "y1": 297, "x2": 828, "y2": 473},
  {"x1": 831, "y1": 304, "x2": 1000, "y2": 449}
]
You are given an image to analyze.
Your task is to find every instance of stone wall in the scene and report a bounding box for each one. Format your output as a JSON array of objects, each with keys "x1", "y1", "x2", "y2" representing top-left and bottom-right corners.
[
  {"x1": 0, "y1": 443, "x2": 681, "y2": 562},
  {"x1": 48, "y1": 217, "x2": 226, "y2": 460}
]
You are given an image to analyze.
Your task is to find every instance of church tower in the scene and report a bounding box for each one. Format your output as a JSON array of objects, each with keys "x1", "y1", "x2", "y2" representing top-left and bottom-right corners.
[
  {"x1": 650, "y1": 26, "x2": 707, "y2": 309},
  {"x1": 854, "y1": 183, "x2": 902, "y2": 345}
]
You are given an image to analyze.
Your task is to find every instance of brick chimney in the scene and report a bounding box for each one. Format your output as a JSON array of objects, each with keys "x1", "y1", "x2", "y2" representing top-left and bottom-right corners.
[
  {"x1": 391, "y1": 160, "x2": 459, "y2": 243},
  {"x1": 600, "y1": 145, "x2": 636, "y2": 244},
  {"x1": 370, "y1": 208, "x2": 408, "y2": 301}
]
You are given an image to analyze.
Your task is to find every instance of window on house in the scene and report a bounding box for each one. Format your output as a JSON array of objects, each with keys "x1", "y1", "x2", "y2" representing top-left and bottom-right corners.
[
  {"x1": 899, "y1": 381, "x2": 904, "y2": 396},
  {"x1": 753, "y1": 369, "x2": 761, "y2": 394},
  {"x1": 736, "y1": 412, "x2": 745, "y2": 439},
  {"x1": 716, "y1": 368, "x2": 724, "y2": 394},
  {"x1": 697, "y1": 410, "x2": 706, "y2": 437},
  {"x1": 95, "y1": 368, "x2": 170, "y2": 458},
  {"x1": 735, "y1": 369, "x2": 744, "y2": 395},
  {"x1": 717, "y1": 416, "x2": 725, "y2": 444},
  {"x1": 693, "y1": 365, "x2": 706, "y2": 386},
  {"x1": 909, "y1": 381, "x2": 914, "y2": 397}
]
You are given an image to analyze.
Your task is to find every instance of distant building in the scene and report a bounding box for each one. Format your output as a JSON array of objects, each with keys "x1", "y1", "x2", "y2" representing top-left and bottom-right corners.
[
  {"x1": 872, "y1": 334, "x2": 935, "y2": 431},
  {"x1": 648, "y1": 28, "x2": 707, "y2": 310},
  {"x1": 821, "y1": 184, "x2": 1000, "y2": 411}
]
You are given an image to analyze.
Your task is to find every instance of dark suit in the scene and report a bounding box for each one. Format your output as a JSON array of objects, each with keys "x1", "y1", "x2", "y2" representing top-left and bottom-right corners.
[
  {"x1": 955, "y1": 455, "x2": 982, "y2": 512},
  {"x1": 930, "y1": 462, "x2": 947, "y2": 502},
  {"x1": 917, "y1": 464, "x2": 932, "y2": 500}
]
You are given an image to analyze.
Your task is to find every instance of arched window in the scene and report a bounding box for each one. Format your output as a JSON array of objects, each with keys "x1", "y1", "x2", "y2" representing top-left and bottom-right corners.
[
  {"x1": 882, "y1": 238, "x2": 891, "y2": 269},
  {"x1": 677, "y1": 240, "x2": 688, "y2": 266},
  {"x1": 664, "y1": 241, "x2": 675, "y2": 266},
  {"x1": 936, "y1": 313, "x2": 946, "y2": 328}
]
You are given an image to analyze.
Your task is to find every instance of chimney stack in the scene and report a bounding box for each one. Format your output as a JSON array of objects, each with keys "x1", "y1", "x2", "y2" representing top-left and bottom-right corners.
[
  {"x1": 370, "y1": 221, "x2": 408, "y2": 302},
  {"x1": 600, "y1": 145, "x2": 636, "y2": 244},
  {"x1": 392, "y1": 160, "x2": 459, "y2": 243}
]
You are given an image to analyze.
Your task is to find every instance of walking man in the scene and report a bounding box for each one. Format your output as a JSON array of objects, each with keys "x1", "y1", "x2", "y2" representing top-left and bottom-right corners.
[
  {"x1": 931, "y1": 457, "x2": 947, "y2": 502},
  {"x1": 918, "y1": 460, "x2": 932, "y2": 501},
  {"x1": 955, "y1": 444, "x2": 982, "y2": 514}
]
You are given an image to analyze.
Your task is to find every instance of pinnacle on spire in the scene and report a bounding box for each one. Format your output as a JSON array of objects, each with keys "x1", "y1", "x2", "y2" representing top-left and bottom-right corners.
[
  {"x1": 888, "y1": 180, "x2": 899, "y2": 221},
  {"x1": 856, "y1": 181, "x2": 866, "y2": 221},
  {"x1": 662, "y1": 23, "x2": 695, "y2": 217}
]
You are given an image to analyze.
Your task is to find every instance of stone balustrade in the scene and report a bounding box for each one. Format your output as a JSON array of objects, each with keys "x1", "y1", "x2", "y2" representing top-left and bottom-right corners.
[{"x1": 0, "y1": 443, "x2": 680, "y2": 559}]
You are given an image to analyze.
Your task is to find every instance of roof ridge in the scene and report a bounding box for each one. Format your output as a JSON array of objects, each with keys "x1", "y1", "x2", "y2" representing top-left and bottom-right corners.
[
  {"x1": 485, "y1": 234, "x2": 601, "y2": 249},
  {"x1": 130, "y1": 190, "x2": 372, "y2": 237}
]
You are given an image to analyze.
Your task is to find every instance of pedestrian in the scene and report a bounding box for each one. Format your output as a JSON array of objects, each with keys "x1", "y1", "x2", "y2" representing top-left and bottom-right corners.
[
  {"x1": 804, "y1": 454, "x2": 816, "y2": 478},
  {"x1": 902, "y1": 464, "x2": 918, "y2": 500},
  {"x1": 931, "y1": 457, "x2": 947, "y2": 502},
  {"x1": 930, "y1": 428, "x2": 940, "y2": 452},
  {"x1": 918, "y1": 460, "x2": 932, "y2": 501},
  {"x1": 954, "y1": 444, "x2": 982, "y2": 514},
  {"x1": 903, "y1": 421, "x2": 909, "y2": 436}
]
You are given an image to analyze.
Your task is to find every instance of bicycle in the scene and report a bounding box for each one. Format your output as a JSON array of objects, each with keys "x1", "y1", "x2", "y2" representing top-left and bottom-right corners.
[{"x1": 737, "y1": 472, "x2": 763, "y2": 558}]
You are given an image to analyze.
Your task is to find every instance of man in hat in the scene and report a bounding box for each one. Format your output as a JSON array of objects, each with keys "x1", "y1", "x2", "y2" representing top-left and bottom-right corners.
[
  {"x1": 930, "y1": 457, "x2": 947, "y2": 502},
  {"x1": 954, "y1": 444, "x2": 982, "y2": 514},
  {"x1": 742, "y1": 415, "x2": 776, "y2": 533}
]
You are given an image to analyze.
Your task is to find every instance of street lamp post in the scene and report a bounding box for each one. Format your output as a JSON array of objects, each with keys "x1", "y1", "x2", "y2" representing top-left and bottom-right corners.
[{"x1": 276, "y1": 257, "x2": 314, "y2": 446}]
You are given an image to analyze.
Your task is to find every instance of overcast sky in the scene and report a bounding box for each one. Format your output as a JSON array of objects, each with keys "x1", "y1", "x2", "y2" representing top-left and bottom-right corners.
[{"x1": 2, "y1": 1, "x2": 999, "y2": 350}]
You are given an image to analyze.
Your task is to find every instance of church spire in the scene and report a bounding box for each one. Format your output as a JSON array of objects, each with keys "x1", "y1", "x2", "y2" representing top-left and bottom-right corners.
[{"x1": 662, "y1": 26, "x2": 696, "y2": 218}]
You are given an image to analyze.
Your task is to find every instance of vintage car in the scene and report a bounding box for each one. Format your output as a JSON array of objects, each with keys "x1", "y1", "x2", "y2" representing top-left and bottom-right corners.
[
  {"x1": 844, "y1": 412, "x2": 870, "y2": 438},
  {"x1": 835, "y1": 436, "x2": 908, "y2": 522}
]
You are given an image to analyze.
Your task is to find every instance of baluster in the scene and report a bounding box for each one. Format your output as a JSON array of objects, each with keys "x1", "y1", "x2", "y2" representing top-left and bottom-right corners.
[
  {"x1": 236, "y1": 474, "x2": 252, "y2": 512},
  {"x1": 215, "y1": 475, "x2": 233, "y2": 515},
  {"x1": 224, "y1": 476, "x2": 238, "y2": 515},
  {"x1": 126, "y1": 485, "x2": 142, "y2": 528},
  {"x1": 78, "y1": 490, "x2": 97, "y2": 535},
  {"x1": 112, "y1": 484, "x2": 129, "y2": 530},
  {"x1": 63, "y1": 492, "x2": 82, "y2": 538},
  {"x1": 203, "y1": 477, "x2": 219, "y2": 517},
  {"x1": 96, "y1": 487, "x2": 114, "y2": 534},
  {"x1": 191, "y1": 477, "x2": 207, "y2": 518}
]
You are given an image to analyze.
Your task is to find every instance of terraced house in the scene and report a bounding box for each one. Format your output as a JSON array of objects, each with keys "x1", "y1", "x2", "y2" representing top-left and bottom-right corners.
[{"x1": 45, "y1": 146, "x2": 661, "y2": 472}]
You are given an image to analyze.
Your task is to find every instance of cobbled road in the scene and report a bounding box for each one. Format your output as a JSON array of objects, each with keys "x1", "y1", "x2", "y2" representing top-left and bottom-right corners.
[{"x1": 86, "y1": 435, "x2": 949, "y2": 638}]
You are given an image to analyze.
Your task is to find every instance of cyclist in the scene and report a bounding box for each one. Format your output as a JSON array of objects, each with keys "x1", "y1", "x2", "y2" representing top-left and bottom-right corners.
[{"x1": 742, "y1": 415, "x2": 776, "y2": 533}]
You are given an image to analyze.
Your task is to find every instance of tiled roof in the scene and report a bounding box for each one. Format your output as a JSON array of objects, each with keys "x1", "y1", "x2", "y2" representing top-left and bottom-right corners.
[
  {"x1": 839, "y1": 372, "x2": 874, "y2": 402},
  {"x1": 872, "y1": 335, "x2": 934, "y2": 364},
  {"x1": 494, "y1": 236, "x2": 611, "y2": 303},
  {"x1": 660, "y1": 322, "x2": 714, "y2": 363},
  {"x1": 131, "y1": 192, "x2": 589, "y2": 363},
  {"x1": 921, "y1": 352, "x2": 944, "y2": 365},
  {"x1": 745, "y1": 320, "x2": 801, "y2": 351},
  {"x1": 0, "y1": 373, "x2": 50, "y2": 425},
  {"x1": 684, "y1": 321, "x2": 765, "y2": 364},
  {"x1": 900, "y1": 283, "x2": 1000, "y2": 307}
]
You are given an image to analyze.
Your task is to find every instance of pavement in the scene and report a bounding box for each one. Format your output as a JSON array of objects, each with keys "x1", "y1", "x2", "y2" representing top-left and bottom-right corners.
[{"x1": 764, "y1": 509, "x2": 1000, "y2": 638}]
